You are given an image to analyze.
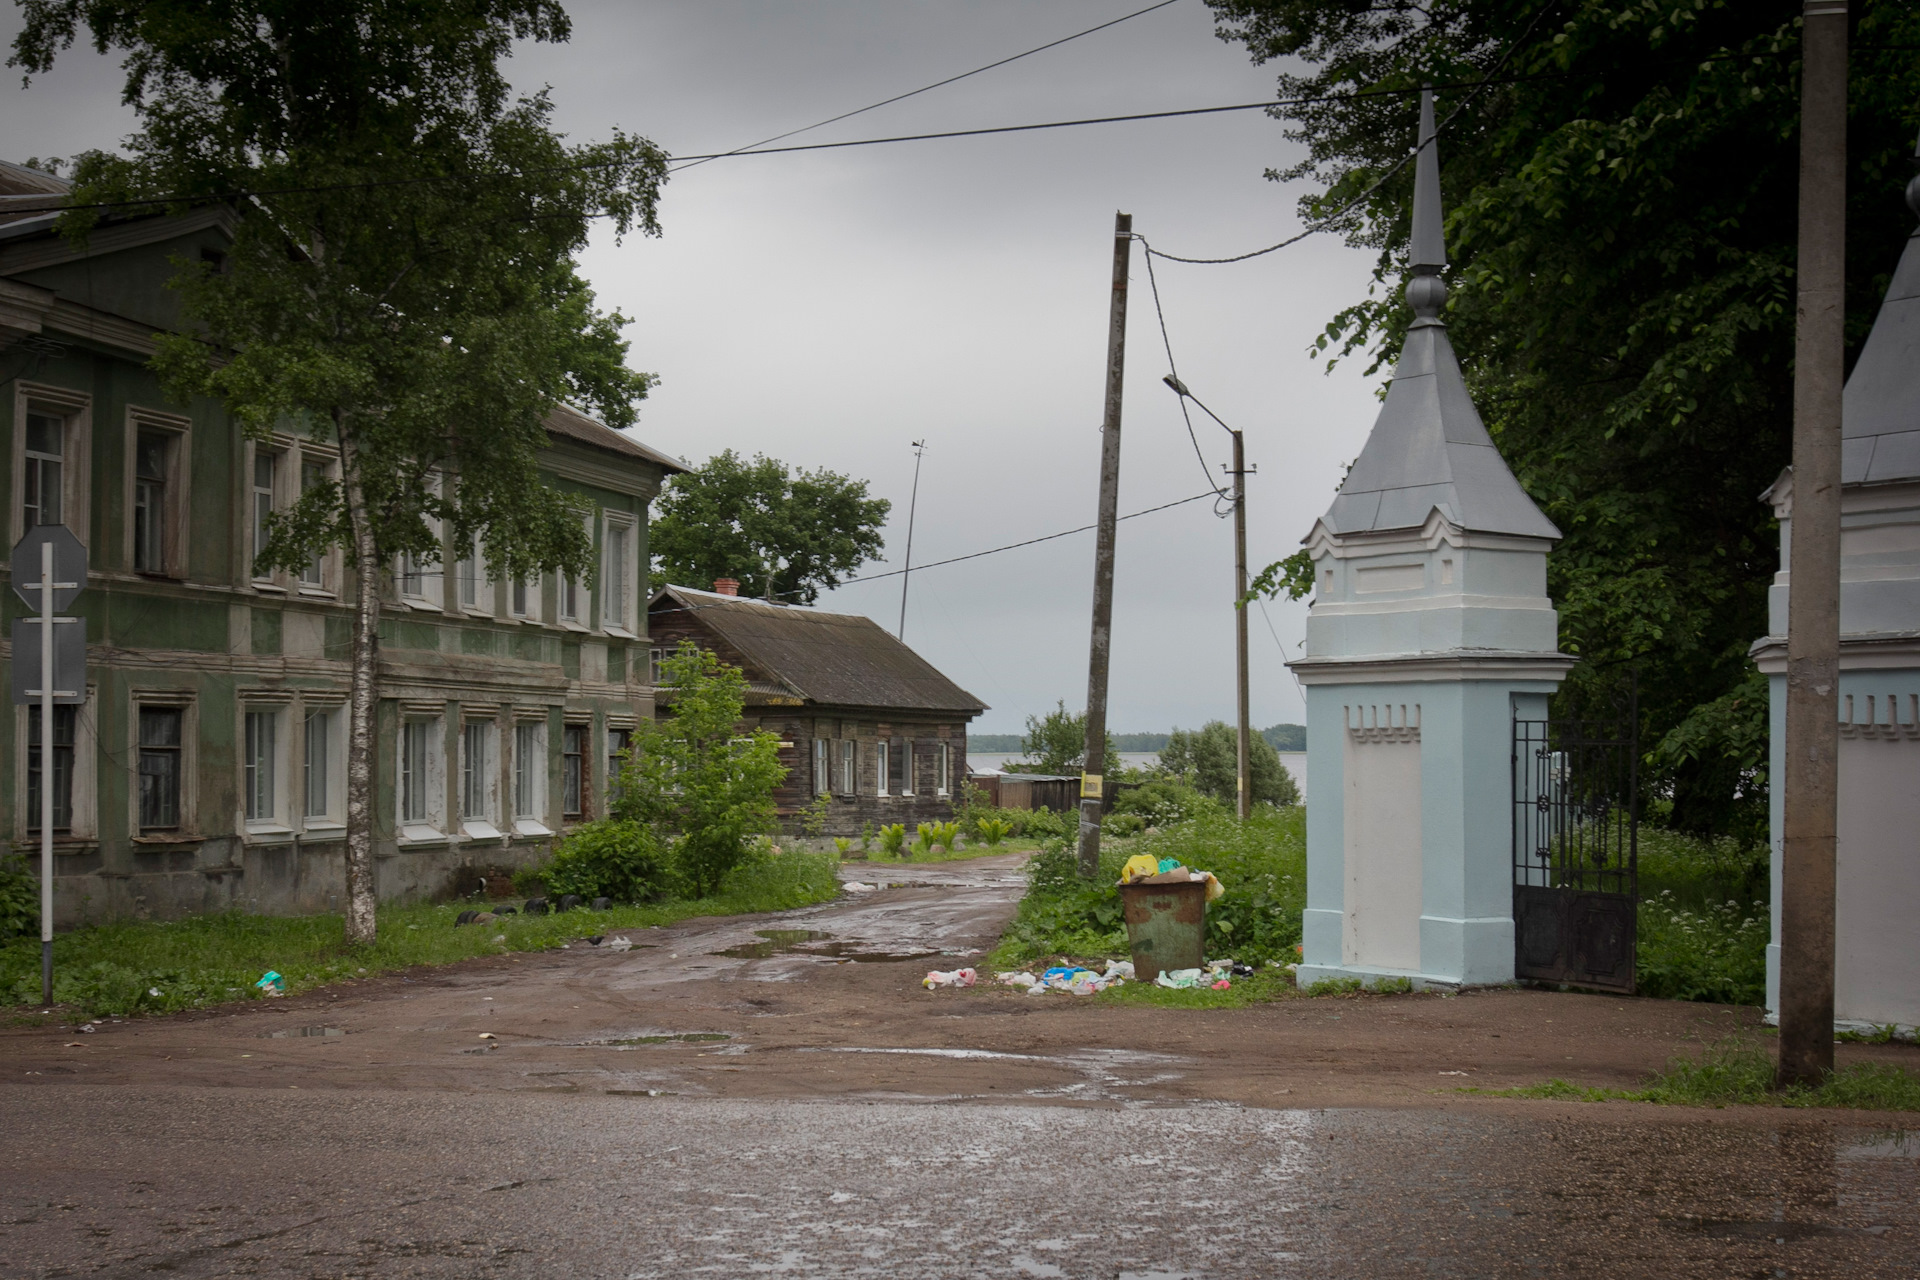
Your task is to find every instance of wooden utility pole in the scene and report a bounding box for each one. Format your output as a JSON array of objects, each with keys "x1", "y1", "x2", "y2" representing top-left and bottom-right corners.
[
  {"x1": 897, "y1": 439, "x2": 927, "y2": 639},
  {"x1": 1230, "y1": 430, "x2": 1252, "y2": 819},
  {"x1": 1778, "y1": 0, "x2": 1847, "y2": 1090},
  {"x1": 1078, "y1": 211, "x2": 1132, "y2": 879}
]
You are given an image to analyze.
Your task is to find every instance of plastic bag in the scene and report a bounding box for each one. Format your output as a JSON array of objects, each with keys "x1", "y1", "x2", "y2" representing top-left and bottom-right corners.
[
  {"x1": 1119, "y1": 854, "x2": 1160, "y2": 884},
  {"x1": 923, "y1": 968, "x2": 977, "y2": 989}
]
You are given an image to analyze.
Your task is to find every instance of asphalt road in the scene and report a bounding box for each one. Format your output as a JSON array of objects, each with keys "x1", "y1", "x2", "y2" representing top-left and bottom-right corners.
[{"x1": 2, "y1": 853, "x2": 1915, "y2": 1278}]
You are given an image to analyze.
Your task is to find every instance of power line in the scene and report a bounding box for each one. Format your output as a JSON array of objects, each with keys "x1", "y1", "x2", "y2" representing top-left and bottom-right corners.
[{"x1": 669, "y1": 0, "x2": 1184, "y2": 173}]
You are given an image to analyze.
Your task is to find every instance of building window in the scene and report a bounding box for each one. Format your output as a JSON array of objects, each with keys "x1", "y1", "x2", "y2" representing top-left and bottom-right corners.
[
  {"x1": 606, "y1": 727, "x2": 633, "y2": 805},
  {"x1": 514, "y1": 723, "x2": 538, "y2": 817},
  {"x1": 400, "y1": 719, "x2": 434, "y2": 825},
  {"x1": 813, "y1": 738, "x2": 830, "y2": 796},
  {"x1": 299, "y1": 457, "x2": 329, "y2": 589},
  {"x1": 510, "y1": 576, "x2": 535, "y2": 619},
  {"x1": 648, "y1": 648, "x2": 664, "y2": 685},
  {"x1": 251, "y1": 450, "x2": 278, "y2": 582},
  {"x1": 603, "y1": 517, "x2": 633, "y2": 634},
  {"x1": 132, "y1": 431, "x2": 170, "y2": 573},
  {"x1": 304, "y1": 709, "x2": 332, "y2": 819},
  {"x1": 898, "y1": 739, "x2": 914, "y2": 796},
  {"x1": 244, "y1": 709, "x2": 277, "y2": 822},
  {"x1": 461, "y1": 721, "x2": 493, "y2": 820},
  {"x1": 875, "y1": 740, "x2": 890, "y2": 797},
  {"x1": 23, "y1": 410, "x2": 65, "y2": 528},
  {"x1": 456, "y1": 534, "x2": 487, "y2": 613},
  {"x1": 838, "y1": 739, "x2": 856, "y2": 795},
  {"x1": 138, "y1": 707, "x2": 183, "y2": 831},
  {"x1": 562, "y1": 724, "x2": 586, "y2": 818},
  {"x1": 558, "y1": 572, "x2": 580, "y2": 624},
  {"x1": 397, "y1": 475, "x2": 443, "y2": 608},
  {"x1": 935, "y1": 742, "x2": 951, "y2": 796},
  {"x1": 27, "y1": 704, "x2": 75, "y2": 833}
]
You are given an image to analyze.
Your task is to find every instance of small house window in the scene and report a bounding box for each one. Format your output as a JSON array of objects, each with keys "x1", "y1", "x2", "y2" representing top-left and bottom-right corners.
[
  {"x1": 562, "y1": 724, "x2": 586, "y2": 818},
  {"x1": 244, "y1": 709, "x2": 278, "y2": 822},
  {"x1": 875, "y1": 741, "x2": 890, "y2": 797},
  {"x1": 603, "y1": 517, "x2": 633, "y2": 633},
  {"x1": 898, "y1": 739, "x2": 914, "y2": 796},
  {"x1": 510, "y1": 577, "x2": 531, "y2": 618},
  {"x1": 251, "y1": 451, "x2": 278, "y2": 582},
  {"x1": 813, "y1": 738, "x2": 830, "y2": 796},
  {"x1": 456, "y1": 534, "x2": 486, "y2": 612},
  {"x1": 27, "y1": 704, "x2": 75, "y2": 833},
  {"x1": 132, "y1": 431, "x2": 170, "y2": 573},
  {"x1": 304, "y1": 709, "x2": 332, "y2": 819},
  {"x1": 299, "y1": 458, "x2": 330, "y2": 589},
  {"x1": 607, "y1": 727, "x2": 632, "y2": 804},
  {"x1": 137, "y1": 706, "x2": 184, "y2": 831},
  {"x1": 837, "y1": 739, "x2": 855, "y2": 795},
  {"x1": 24, "y1": 411, "x2": 64, "y2": 528},
  {"x1": 935, "y1": 742, "x2": 951, "y2": 796},
  {"x1": 400, "y1": 720, "x2": 434, "y2": 824},
  {"x1": 514, "y1": 723, "x2": 539, "y2": 818},
  {"x1": 461, "y1": 722, "x2": 494, "y2": 821}
]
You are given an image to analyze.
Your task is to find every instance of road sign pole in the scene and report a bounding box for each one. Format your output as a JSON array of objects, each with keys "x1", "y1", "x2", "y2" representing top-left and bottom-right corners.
[{"x1": 40, "y1": 539, "x2": 53, "y2": 1006}]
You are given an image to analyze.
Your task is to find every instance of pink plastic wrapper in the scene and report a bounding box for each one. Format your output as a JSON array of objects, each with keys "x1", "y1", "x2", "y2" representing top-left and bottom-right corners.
[{"x1": 922, "y1": 968, "x2": 977, "y2": 989}]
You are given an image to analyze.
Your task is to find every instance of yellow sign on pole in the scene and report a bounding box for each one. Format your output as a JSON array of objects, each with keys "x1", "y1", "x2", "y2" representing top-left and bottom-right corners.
[{"x1": 1080, "y1": 773, "x2": 1103, "y2": 799}]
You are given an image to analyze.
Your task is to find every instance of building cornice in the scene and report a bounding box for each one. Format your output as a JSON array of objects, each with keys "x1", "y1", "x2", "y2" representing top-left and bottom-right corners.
[
  {"x1": 1287, "y1": 647, "x2": 1578, "y2": 686},
  {"x1": 1750, "y1": 630, "x2": 1920, "y2": 674},
  {"x1": 1303, "y1": 507, "x2": 1556, "y2": 559}
]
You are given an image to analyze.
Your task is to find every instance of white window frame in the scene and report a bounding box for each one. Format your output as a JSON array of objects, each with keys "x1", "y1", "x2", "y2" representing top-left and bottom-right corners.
[
  {"x1": 15, "y1": 686, "x2": 98, "y2": 844},
  {"x1": 11, "y1": 382, "x2": 91, "y2": 549},
  {"x1": 126, "y1": 406, "x2": 191, "y2": 579},
  {"x1": 397, "y1": 711, "x2": 447, "y2": 843},
  {"x1": 601, "y1": 511, "x2": 636, "y2": 637},
  {"x1": 395, "y1": 472, "x2": 445, "y2": 611},
  {"x1": 299, "y1": 698, "x2": 347, "y2": 835},
  {"x1": 512, "y1": 716, "x2": 551, "y2": 837},
  {"x1": 130, "y1": 691, "x2": 197, "y2": 840},
  {"x1": 295, "y1": 449, "x2": 340, "y2": 597},
  {"x1": 557, "y1": 512, "x2": 593, "y2": 630},
  {"x1": 248, "y1": 442, "x2": 284, "y2": 590},
  {"x1": 240, "y1": 698, "x2": 293, "y2": 840},
  {"x1": 838, "y1": 738, "x2": 856, "y2": 796},
  {"x1": 459, "y1": 716, "x2": 502, "y2": 840},
  {"x1": 455, "y1": 530, "x2": 492, "y2": 616},
  {"x1": 561, "y1": 719, "x2": 589, "y2": 820},
  {"x1": 606, "y1": 721, "x2": 635, "y2": 809},
  {"x1": 509, "y1": 573, "x2": 541, "y2": 622},
  {"x1": 935, "y1": 741, "x2": 951, "y2": 796},
  {"x1": 875, "y1": 739, "x2": 891, "y2": 797},
  {"x1": 813, "y1": 738, "x2": 830, "y2": 796},
  {"x1": 900, "y1": 738, "x2": 916, "y2": 796}
]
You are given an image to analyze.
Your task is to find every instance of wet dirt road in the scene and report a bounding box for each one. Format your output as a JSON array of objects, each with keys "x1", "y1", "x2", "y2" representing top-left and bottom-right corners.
[{"x1": 3, "y1": 852, "x2": 1916, "y2": 1278}]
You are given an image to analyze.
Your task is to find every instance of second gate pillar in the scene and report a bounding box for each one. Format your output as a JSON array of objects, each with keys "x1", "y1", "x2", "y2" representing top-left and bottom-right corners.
[{"x1": 1286, "y1": 91, "x2": 1574, "y2": 990}]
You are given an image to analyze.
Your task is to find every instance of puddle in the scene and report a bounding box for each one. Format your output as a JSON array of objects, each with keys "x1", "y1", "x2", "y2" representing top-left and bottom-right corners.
[
  {"x1": 713, "y1": 928, "x2": 944, "y2": 964},
  {"x1": 584, "y1": 1032, "x2": 733, "y2": 1048},
  {"x1": 263, "y1": 1026, "x2": 345, "y2": 1039}
]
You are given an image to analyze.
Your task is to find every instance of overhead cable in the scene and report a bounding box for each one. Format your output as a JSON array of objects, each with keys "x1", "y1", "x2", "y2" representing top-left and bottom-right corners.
[{"x1": 669, "y1": 0, "x2": 1185, "y2": 172}]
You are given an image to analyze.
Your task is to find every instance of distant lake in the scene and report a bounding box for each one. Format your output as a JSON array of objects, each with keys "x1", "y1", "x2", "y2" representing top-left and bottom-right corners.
[{"x1": 970, "y1": 750, "x2": 1308, "y2": 797}]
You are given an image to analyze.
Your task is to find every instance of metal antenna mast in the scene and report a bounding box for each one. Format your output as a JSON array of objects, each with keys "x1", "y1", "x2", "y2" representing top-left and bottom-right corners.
[{"x1": 898, "y1": 440, "x2": 928, "y2": 639}]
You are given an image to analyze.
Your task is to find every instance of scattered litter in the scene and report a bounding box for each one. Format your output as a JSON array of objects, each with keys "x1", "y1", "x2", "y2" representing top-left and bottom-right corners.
[
  {"x1": 1156, "y1": 961, "x2": 1238, "y2": 990},
  {"x1": 998, "y1": 972, "x2": 1038, "y2": 988},
  {"x1": 1439, "y1": 1070, "x2": 1470, "y2": 1076},
  {"x1": 586, "y1": 935, "x2": 605, "y2": 946},
  {"x1": 842, "y1": 881, "x2": 877, "y2": 892},
  {"x1": 607, "y1": 937, "x2": 635, "y2": 952},
  {"x1": 1117, "y1": 855, "x2": 1224, "y2": 901},
  {"x1": 993, "y1": 959, "x2": 1135, "y2": 995},
  {"x1": 147, "y1": 987, "x2": 162, "y2": 998},
  {"x1": 63, "y1": 1041, "x2": 84, "y2": 1047},
  {"x1": 76, "y1": 1023, "x2": 95, "y2": 1033},
  {"x1": 255, "y1": 971, "x2": 286, "y2": 996},
  {"x1": 478, "y1": 1032, "x2": 496, "y2": 1040},
  {"x1": 922, "y1": 968, "x2": 977, "y2": 989},
  {"x1": 492, "y1": 934, "x2": 507, "y2": 943}
]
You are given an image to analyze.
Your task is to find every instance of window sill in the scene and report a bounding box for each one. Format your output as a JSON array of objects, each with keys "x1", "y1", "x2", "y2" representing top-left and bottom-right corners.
[
  {"x1": 512, "y1": 819, "x2": 553, "y2": 838},
  {"x1": 400, "y1": 598, "x2": 443, "y2": 613},
  {"x1": 398, "y1": 823, "x2": 447, "y2": 845},
  {"x1": 244, "y1": 824, "x2": 296, "y2": 844},
  {"x1": 605, "y1": 626, "x2": 636, "y2": 640},
  {"x1": 133, "y1": 833, "x2": 202, "y2": 845},
  {"x1": 461, "y1": 820, "x2": 505, "y2": 841},
  {"x1": 301, "y1": 820, "x2": 345, "y2": 835},
  {"x1": 251, "y1": 580, "x2": 286, "y2": 594},
  {"x1": 556, "y1": 620, "x2": 590, "y2": 633},
  {"x1": 296, "y1": 586, "x2": 336, "y2": 600}
]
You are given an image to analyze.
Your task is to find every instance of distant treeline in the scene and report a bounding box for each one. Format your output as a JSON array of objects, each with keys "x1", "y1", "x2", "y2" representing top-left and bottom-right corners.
[{"x1": 969, "y1": 725, "x2": 1306, "y2": 753}]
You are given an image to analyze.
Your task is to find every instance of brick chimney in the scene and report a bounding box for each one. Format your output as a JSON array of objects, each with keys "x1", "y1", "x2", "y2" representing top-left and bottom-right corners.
[{"x1": 713, "y1": 578, "x2": 739, "y2": 597}]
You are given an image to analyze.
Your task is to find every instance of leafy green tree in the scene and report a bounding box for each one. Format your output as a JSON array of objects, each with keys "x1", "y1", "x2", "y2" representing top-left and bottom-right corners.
[
  {"x1": 1214, "y1": 0, "x2": 1920, "y2": 836},
  {"x1": 649, "y1": 449, "x2": 890, "y2": 603},
  {"x1": 11, "y1": 0, "x2": 666, "y2": 943},
  {"x1": 1160, "y1": 721, "x2": 1299, "y2": 808},
  {"x1": 614, "y1": 642, "x2": 787, "y2": 896},
  {"x1": 1007, "y1": 700, "x2": 1117, "y2": 776}
]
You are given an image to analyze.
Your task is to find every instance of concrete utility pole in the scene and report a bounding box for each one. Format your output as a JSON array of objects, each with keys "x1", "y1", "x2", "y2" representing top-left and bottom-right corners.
[
  {"x1": 1778, "y1": 0, "x2": 1847, "y2": 1090},
  {"x1": 897, "y1": 439, "x2": 927, "y2": 639},
  {"x1": 1078, "y1": 211, "x2": 1132, "y2": 879},
  {"x1": 1230, "y1": 430, "x2": 1252, "y2": 820}
]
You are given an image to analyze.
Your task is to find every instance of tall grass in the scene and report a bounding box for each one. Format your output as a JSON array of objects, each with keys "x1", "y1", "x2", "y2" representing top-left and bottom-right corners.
[
  {"x1": 1484, "y1": 1038, "x2": 1920, "y2": 1111},
  {"x1": 1, "y1": 850, "x2": 839, "y2": 1019}
]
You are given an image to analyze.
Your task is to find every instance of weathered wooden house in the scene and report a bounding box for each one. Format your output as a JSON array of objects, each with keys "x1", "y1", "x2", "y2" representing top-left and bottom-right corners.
[
  {"x1": 0, "y1": 159, "x2": 686, "y2": 924},
  {"x1": 647, "y1": 584, "x2": 985, "y2": 834}
]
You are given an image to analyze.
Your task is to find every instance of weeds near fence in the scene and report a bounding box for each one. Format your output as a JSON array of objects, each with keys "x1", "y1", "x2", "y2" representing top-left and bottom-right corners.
[{"x1": 1472, "y1": 1038, "x2": 1920, "y2": 1111}]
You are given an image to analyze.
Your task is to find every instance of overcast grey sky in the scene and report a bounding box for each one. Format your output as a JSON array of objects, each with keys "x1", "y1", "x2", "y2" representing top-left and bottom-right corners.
[{"x1": 3, "y1": 0, "x2": 1393, "y2": 736}]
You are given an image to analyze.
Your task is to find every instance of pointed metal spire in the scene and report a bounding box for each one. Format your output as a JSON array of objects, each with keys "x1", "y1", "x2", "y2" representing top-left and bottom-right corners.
[
  {"x1": 1405, "y1": 89, "x2": 1448, "y2": 325},
  {"x1": 1907, "y1": 118, "x2": 1920, "y2": 221},
  {"x1": 1837, "y1": 118, "x2": 1920, "y2": 484}
]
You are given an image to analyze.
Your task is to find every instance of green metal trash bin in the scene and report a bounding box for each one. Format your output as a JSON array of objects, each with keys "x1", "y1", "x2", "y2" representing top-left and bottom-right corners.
[{"x1": 1121, "y1": 879, "x2": 1207, "y2": 980}]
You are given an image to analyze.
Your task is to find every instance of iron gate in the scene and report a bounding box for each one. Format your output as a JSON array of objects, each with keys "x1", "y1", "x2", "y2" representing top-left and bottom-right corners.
[{"x1": 1512, "y1": 714, "x2": 1639, "y2": 992}]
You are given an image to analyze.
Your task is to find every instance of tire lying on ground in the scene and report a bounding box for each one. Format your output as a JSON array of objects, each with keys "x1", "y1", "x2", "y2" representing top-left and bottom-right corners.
[
  {"x1": 556, "y1": 894, "x2": 584, "y2": 913},
  {"x1": 523, "y1": 897, "x2": 548, "y2": 916},
  {"x1": 591, "y1": 897, "x2": 612, "y2": 911}
]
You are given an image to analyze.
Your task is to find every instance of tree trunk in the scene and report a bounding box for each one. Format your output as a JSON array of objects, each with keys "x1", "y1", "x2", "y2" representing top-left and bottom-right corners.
[{"x1": 338, "y1": 423, "x2": 382, "y2": 946}]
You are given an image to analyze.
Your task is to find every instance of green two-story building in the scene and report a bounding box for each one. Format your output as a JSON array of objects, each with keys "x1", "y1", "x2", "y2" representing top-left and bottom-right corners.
[{"x1": 0, "y1": 160, "x2": 685, "y2": 924}]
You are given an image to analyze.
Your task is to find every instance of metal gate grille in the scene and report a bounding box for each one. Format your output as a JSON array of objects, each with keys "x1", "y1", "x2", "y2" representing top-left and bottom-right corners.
[{"x1": 1512, "y1": 716, "x2": 1638, "y2": 992}]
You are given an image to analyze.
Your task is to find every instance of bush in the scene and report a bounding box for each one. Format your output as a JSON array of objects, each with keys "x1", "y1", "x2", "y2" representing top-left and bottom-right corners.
[
  {"x1": 975, "y1": 817, "x2": 1011, "y2": 846},
  {"x1": 542, "y1": 820, "x2": 675, "y2": 904},
  {"x1": 0, "y1": 854, "x2": 37, "y2": 940},
  {"x1": 1110, "y1": 778, "x2": 1216, "y2": 827},
  {"x1": 877, "y1": 823, "x2": 907, "y2": 856},
  {"x1": 1103, "y1": 811, "x2": 1146, "y2": 838},
  {"x1": 1637, "y1": 889, "x2": 1767, "y2": 1005},
  {"x1": 1159, "y1": 722, "x2": 1300, "y2": 807}
]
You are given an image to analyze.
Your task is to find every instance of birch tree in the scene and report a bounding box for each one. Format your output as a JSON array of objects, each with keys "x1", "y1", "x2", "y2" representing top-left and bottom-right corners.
[{"x1": 11, "y1": 0, "x2": 667, "y2": 943}]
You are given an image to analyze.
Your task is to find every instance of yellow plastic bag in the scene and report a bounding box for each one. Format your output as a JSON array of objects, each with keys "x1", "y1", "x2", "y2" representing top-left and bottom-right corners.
[
  {"x1": 1201, "y1": 872, "x2": 1224, "y2": 902},
  {"x1": 1119, "y1": 854, "x2": 1160, "y2": 885}
]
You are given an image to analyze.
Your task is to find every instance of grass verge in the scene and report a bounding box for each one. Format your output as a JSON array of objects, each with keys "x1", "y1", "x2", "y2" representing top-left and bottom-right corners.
[
  {"x1": 1467, "y1": 1038, "x2": 1920, "y2": 1111},
  {"x1": 860, "y1": 839, "x2": 1039, "y2": 865},
  {"x1": 2, "y1": 850, "x2": 839, "y2": 1020}
]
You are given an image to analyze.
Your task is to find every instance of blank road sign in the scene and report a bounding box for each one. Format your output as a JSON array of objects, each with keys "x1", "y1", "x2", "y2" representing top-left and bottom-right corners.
[
  {"x1": 11, "y1": 524, "x2": 88, "y2": 613},
  {"x1": 10, "y1": 617, "x2": 86, "y2": 706}
]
